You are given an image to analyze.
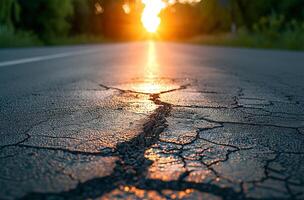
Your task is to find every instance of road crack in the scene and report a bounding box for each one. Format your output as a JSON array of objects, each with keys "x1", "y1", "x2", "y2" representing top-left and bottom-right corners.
[{"x1": 19, "y1": 83, "x2": 248, "y2": 200}]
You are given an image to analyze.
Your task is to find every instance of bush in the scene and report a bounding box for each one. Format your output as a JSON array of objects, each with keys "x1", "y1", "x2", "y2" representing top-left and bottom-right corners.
[
  {"x1": 45, "y1": 34, "x2": 108, "y2": 46},
  {"x1": 0, "y1": 0, "x2": 20, "y2": 28},
  {"x1": 17, "y1": 0, "x2": 74, "y2": 40},
  {"x1": 0, "y1": 26, "x2": 41, "y2": 47}
]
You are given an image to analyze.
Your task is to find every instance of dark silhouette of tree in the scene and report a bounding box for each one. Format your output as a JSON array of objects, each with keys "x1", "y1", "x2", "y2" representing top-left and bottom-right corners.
[
  {"x1": 17, "y1": 0, "x2": 73, "y2": 40},
  {"x1": 0, "y1": 0, "x2": 20, "y2": 29}
]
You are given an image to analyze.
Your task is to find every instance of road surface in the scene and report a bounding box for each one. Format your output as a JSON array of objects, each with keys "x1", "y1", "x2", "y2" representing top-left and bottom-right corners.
[{"x1": 0, "y1": 42, "x2": 304, "y2": 200}]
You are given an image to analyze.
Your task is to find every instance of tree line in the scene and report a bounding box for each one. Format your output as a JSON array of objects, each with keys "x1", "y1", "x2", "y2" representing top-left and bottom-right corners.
[{"x1": 1, "y1": 0, "x2": 304, "y2": 41}]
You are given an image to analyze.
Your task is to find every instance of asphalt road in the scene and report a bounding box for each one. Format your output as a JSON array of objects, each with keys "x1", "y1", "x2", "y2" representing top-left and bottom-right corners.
[{"x1": 0, "y1": 42, "x2": 304, "y2": 200}]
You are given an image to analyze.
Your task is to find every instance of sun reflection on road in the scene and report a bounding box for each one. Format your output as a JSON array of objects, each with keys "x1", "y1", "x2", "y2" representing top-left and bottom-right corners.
[
  {"x1": 128, "y1": 41, "x2": 178, "y2": 94},
  {"x1": 135, "y1": 41, "x2": 164, "y2": 93},
  {"x1": 141, "y1": 0, "x2": 165, "y2": 33},
  {"x1": 117, "y1": 41, "x2": 178, "y2": 94},
  {"x1": 145, "y1": 40, "x2": 159, "y2": 79}
]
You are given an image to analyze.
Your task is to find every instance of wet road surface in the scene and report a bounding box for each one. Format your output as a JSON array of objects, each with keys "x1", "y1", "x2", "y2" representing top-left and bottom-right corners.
[{"x1": 0, "y1": 42, "x2": 304, "y2": 199}]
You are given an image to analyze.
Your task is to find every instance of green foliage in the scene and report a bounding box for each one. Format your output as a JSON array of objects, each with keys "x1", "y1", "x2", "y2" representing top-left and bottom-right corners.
[
  {"x1": 17, "y1": 0, "x2": 74, "y2": 40},
  {"x1": 0, "y1": 27, "x2": 41, "y2": 47},
  {"x1": 197, "y1": 0, "x2": 231, "y2": 32},
  {"x1": 0, "y1": 0, "x2": 20, "y2": 28},
  {"x1": 252, "y1": 13, "x2": 304, "y2": 38},
  {"x1": 232, "y1": 0, "x2": 272, "y2": 29},
  {"x1": 233, "y1": 0, "x2": 304, "y2": 30},
  {"x1": 276, "y1": 0, "x2": 304, "y2": 20},
  {"x1": 253, "y1": 14, "x2": 285, "y2": 39},
  {"x1": 250, "y1": 14, "x2": 304, "y2": 49},
  {"x1": 70, "y1": 0, "x2": 91, "y2": 34},
  {"x1": 0, "y1": 0, "x2": 303, "y2": 49},
  {"x1": 45, "y1": 34, "x2": 108, "y2": 46},
  {"x1": 160, "y1": 0, "x2": 233, "y2": 37},
  {"x1": 189, "y1": 25, "x2": 304, "y2": 51}
]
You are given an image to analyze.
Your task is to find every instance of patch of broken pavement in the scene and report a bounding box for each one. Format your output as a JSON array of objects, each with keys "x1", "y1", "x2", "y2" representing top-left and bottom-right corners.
[{"x1": 1, "y1": 77, "x2": 304, "y2": 200}]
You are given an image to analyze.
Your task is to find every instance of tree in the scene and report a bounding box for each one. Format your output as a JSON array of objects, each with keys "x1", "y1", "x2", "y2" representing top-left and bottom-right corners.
[
  {"x1": 232, "y1": 0, "x2": 304, "y2": 30},
  {"x1": 160, "y1": 3, "x2": 202, "y2": 38},
  {"x1": 17, "y1": 0, "x2": 73, "y2": 39},
  {"x1": 0, "y1": 0, "x2": 20, "y2": 29},
  {"x1": 197, "y1": 0, "x2": 231, "y2": 33},
  {"x1": 70, "y1": 0, "x2": 91, "y2": 34},
  {"x1": 276, "y1": 0, "x2": 304, "y2": 20}
]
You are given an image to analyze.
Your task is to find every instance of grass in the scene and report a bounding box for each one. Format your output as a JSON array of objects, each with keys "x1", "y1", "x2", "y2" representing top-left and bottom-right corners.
[
  {"x1": 45, "y1": 34, "x2": 109, "y2": 46},
  {"x1": 0, "y1": 29, "x2": 42, "y2": 48},
  {"x1": 187, "y1": 32, "x2": 304, "y2": 51},
  {"x1": 0, "y1": 29, "x2": 108, "y2": 48},
  {"x1": 1, "y1": 28, "x2": 303, "y2": 51}
]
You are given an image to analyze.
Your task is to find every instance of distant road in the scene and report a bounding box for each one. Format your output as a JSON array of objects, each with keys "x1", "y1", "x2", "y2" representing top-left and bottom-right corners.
[{"x1": 1, "y1": 42, "x2": 304, "y2": 199}]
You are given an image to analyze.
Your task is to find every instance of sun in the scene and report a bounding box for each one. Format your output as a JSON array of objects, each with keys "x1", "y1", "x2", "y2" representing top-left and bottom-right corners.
[{"x1": 141, "y1": 0, "x2": 166, "y2": 33}]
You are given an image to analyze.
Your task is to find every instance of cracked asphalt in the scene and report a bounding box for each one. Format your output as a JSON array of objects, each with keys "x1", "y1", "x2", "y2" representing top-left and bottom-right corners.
[{"x1": 0, "y1": 42, "x2": 304, "y2": 200}]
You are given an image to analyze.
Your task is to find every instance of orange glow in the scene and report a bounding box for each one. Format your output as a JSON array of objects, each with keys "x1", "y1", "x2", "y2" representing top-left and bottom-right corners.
[
  {"x1": 122, "y1": 3, "x2": 131, "y2": 14},
  {"x1": 113, "y1": 42, "x2": 178, "y2": 95},
  {"x1": 118, "y1": 42, "x2": 177, "y2": 94},
  {"x1": 145, "y1": 41, "x2": 159, "y2": 80},
  {"x1": 141, "y1": 0, "x2": 165, "y2": 33},
  {"x1": 136, "y1": 41, "x2": 177, "y2": 94}
]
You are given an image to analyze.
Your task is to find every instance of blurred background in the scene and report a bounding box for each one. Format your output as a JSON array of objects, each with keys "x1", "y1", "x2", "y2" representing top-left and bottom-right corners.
[{"x1": 0, "y1": 0, "x2": 304, "y2": 50}]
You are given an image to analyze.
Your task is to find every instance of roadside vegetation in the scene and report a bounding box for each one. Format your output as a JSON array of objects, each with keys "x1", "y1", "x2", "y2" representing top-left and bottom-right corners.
[
  {"x1": 0, "y1": 0, "x2": 303, "y2": 50},
  {"x1": 188, "y1": 14, "x2": 304, "y2": 50},
  {"x1": 0, "y1": 28, "x2": 41, "y2": 47}
]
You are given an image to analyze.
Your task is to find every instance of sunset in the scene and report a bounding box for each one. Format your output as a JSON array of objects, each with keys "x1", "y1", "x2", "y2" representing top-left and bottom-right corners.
[
  {"x1": 0, "y1": 0, "x2": 304, "y2": 200},
  {"x1": 141, "y1": 0, "x2": 166, "y2": 33}
]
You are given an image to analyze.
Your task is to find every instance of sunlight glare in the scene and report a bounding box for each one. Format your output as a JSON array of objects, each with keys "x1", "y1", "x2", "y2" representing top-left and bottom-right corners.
[
  {"x1": 136, "y1": 41, "x2": 163, "y2": 93},
  {"x1": 141, "y1": 0, "x2": 166, "y2": 33},
  {"x1": 120, "y1": 42, "x2": 178, "y2": 94}
]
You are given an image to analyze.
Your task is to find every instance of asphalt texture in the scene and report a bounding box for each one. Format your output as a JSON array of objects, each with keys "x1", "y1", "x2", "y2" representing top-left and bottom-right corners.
[{"x1": 0, "y1": 42, "x2": 304, "y2": 200}]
